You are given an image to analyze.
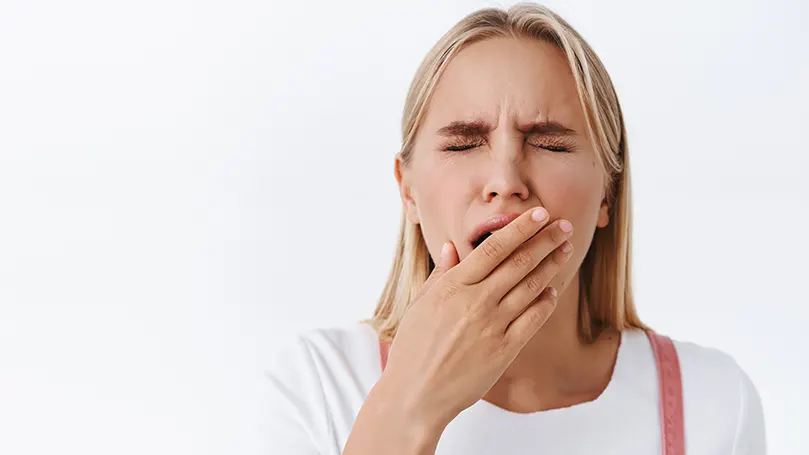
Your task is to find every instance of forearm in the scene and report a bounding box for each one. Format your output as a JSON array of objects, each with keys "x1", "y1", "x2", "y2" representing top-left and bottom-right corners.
[{"x1": 342, "y1": 377, "x2": 448, "y2": 455}]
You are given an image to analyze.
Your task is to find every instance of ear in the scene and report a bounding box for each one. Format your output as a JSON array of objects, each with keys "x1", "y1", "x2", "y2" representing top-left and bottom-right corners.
[
  {"x1": 597, "y1": 198, "x2": 610, "y2": 228},
  {"x1": 394, "y1": 156, "x2": 420, "y2": 225}
]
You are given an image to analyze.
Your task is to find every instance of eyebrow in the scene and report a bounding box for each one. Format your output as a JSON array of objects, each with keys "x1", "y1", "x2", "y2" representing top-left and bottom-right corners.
[
  {"x1": 519, "y1": 121, "x2": 577, "y2": 136},
  {"x1": 436, "y1": 120, "x2": 491, "y2": 137},
  {"x1": 436, "y1": 120, "x2": 577, "y2": 137}
]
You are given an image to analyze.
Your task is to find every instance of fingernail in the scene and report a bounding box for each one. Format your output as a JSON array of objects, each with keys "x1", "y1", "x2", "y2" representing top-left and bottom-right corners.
[
  {"x1": 549, "y1": 287, "x2": 558, "y2": 298},
  {"x1": 441, "y1": 242, "x2": 451, "y2": 258},
  {"x1": 532, "y1": 207, "x2": 548, "y2": 222},
  {"x1": 561, "y1": 241, "x2": 572, "y2": 253},
  {"x1": 559, "y1": 220, "x2": 573, "y2": 232}
]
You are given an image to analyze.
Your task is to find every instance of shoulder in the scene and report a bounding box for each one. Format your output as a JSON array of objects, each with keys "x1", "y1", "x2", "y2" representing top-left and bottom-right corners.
[
  {"x1": 267, "y1": 321, "x2": 382, "y2": 397},
  {"x1": 265, "y1": 322, "x2": 383, "y2": 453},
  {"x1": 672, "y1": 336, "x2": 746, "y2": 390},
  {"x1": 670, "y1": 336, "x2": 767, "y2": 454},
  {"x1": 267, "y1": 324, "x2": 382, "y2": 425},
  {"x1": 670, "y1": 336, "x2": 759, "y2": 407},
  {"x1": 268, "y1": 321, "x2": 381, "y2": 378},
  {"x1": 618, "y1": 330, "x2": 765, "y2": 453}
]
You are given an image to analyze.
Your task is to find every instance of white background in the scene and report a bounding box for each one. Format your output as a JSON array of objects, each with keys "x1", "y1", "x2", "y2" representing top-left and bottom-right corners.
[{"x1": 1, "y1": 0, "x2": 807, "y2": 454}]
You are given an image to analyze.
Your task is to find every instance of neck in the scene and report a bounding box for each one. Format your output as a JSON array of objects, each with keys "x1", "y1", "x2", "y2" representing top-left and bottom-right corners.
[{"x1": 484, "y1": 274, "x2": 620, "y2": 412}]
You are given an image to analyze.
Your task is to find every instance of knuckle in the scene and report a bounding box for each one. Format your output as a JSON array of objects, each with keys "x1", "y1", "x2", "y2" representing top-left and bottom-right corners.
[
  {"x1": 512, "y1": 219, "x2": 531, "y2": 238},
  {"x1": 510, "y1": 249, "x2": 533, "y2": 269},
  {"x1": 476, "y1": 283, "x2": 498, "y2": 305},
  {"x1": 527, "y1": 306, "x2": 547, "y2": 326},
  {"x1": 525, "y1": 274, "x2": 545, "y2": 294},
  {"x1": 481, "y1": 236, "x2": 505, "y2": 259},
  {"x1": 479, "y1": 323, "x2": 497, "y2": 341}
]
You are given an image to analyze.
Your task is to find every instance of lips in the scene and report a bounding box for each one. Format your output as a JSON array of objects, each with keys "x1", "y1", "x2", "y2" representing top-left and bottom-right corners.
[{"x1": 468, "y1": 213, "x2": 521, "y2": 249}]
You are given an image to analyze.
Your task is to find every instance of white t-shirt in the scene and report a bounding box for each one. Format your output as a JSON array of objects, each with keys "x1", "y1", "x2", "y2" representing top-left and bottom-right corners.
[{"x1": 266, "y1": 322, "x2": 766, "y2": 454}]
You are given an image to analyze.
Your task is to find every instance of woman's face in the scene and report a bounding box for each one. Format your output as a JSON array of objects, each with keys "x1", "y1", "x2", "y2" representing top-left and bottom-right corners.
[{"x1": 396, "y1": 37, "x2": 610, "y2": 293}]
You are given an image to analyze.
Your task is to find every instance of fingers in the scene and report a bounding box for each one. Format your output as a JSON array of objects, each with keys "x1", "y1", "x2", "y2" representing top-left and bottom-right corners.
[
  {"x1": 452, "y1": 208, "x2": 551, "y2": 285},
  {"x1": 503, "y1": 287, "x2": 558, "y2": 349},
  {"x1": 498, "y1": 240, "x2": 572, "y2": 320},
  {"x1": 484, "y1": 219, "x2": 574, "y2": 298}
]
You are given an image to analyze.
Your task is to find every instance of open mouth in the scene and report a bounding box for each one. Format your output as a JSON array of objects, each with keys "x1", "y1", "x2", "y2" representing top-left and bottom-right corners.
[
  {"x1": 469, "y1": 213, "x2": 521, "y2": 250},
  {"x1": 471, "y1": 231, "x2": 494, "y2": 249}
]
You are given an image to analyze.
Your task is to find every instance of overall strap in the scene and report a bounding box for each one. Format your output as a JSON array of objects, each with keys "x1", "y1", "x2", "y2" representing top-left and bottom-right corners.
[
  {"x1": 378, "y1": 332, "x2": 685, "y2": 455},
  {"x1": 646, "y1": 330, "x2": 686, "y2": 455}
]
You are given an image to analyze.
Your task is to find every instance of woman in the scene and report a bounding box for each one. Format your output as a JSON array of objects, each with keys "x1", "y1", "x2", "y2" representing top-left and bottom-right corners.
[{"x1": 267, "y1": 3, "x2": 766, "y2": 454}]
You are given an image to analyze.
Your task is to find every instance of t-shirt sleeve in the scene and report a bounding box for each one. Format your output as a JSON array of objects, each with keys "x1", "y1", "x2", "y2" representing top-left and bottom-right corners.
[
  {"x1": 731, "y1": 367, "x2": 767, "y2": 455},
  {"x1": 265, "y1": 335, "x2": 329, "y2": 455}
]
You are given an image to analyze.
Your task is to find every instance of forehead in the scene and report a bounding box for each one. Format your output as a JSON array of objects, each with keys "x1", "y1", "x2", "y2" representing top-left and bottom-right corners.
[{"x1": 422, "y1": 36, "x2": 584, "y2": 130}]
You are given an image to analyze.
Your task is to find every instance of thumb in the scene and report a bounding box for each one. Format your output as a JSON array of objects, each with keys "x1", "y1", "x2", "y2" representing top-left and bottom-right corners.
[
  {"x1": 417, "y1": 242, "x2": 460, "y2": 298},
  {"x1": 434, "y1": 241, "x2": 460, "y2": 274},
  {"x1": 426, "y1": 242, "x2": 459, "y2": 285}
]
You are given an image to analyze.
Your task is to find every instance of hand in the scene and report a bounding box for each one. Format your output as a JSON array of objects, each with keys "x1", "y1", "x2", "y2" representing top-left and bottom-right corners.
[{"x1": 379, "y1": 207, "x2": 574, "y2": 429}]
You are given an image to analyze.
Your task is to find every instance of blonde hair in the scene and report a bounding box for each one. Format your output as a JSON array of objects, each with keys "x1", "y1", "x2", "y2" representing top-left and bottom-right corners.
[{"x1": 366, "y1": 2, "x2": 647, "y2": 343}]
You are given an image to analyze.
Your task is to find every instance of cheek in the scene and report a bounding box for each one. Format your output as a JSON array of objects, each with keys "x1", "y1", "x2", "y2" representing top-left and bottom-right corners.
[
  {"x1": 543, "y1": 162, "x2": 603, "y2": 215},
  {"x1": 551, "y1": 179, "x2": 602, "y2": 224},
  {"x1": 541, "y1": 165, "x2": 605, "y2": 266},
  {"x1": 412, "y1": 161, "x2": 468, "y2": 254}
]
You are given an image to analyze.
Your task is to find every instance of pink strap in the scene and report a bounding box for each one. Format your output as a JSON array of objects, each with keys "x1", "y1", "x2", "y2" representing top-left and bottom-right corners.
[
  {"x1": 646, "y1": 331, "x2": 685, "y2": 455},
  {"x1": 378, "y1": 331, "x2": 684, "y2": 455}
]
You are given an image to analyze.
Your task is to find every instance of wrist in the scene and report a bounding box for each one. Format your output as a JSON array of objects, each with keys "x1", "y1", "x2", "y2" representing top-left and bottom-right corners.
[{"x1": 364, "y1": 375, "x2": 450, "y2": 450}]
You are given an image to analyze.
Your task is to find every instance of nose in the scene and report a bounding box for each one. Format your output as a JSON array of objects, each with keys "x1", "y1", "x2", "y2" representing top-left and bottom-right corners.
[{"x1": 481, "y1": 155, "x2": 530, "y2": 203}]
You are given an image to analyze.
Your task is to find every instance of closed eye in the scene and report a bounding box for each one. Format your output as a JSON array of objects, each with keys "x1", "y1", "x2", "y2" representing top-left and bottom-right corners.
[
  {"x1": 527, "y1": 136, "x2": 576, "y2": 153},
  {"x1": 441, "y1": 139, "x2": 486, "y2": 152},
  {"x1": 446, "y1": 144, "x2": 479, "y2": 152},
  {"x1": 531, "y1": 143, "x2": 570, "y2": 152},
  {"x1": 441, "y1": 139, "x2": 574, "y2": 153}
]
